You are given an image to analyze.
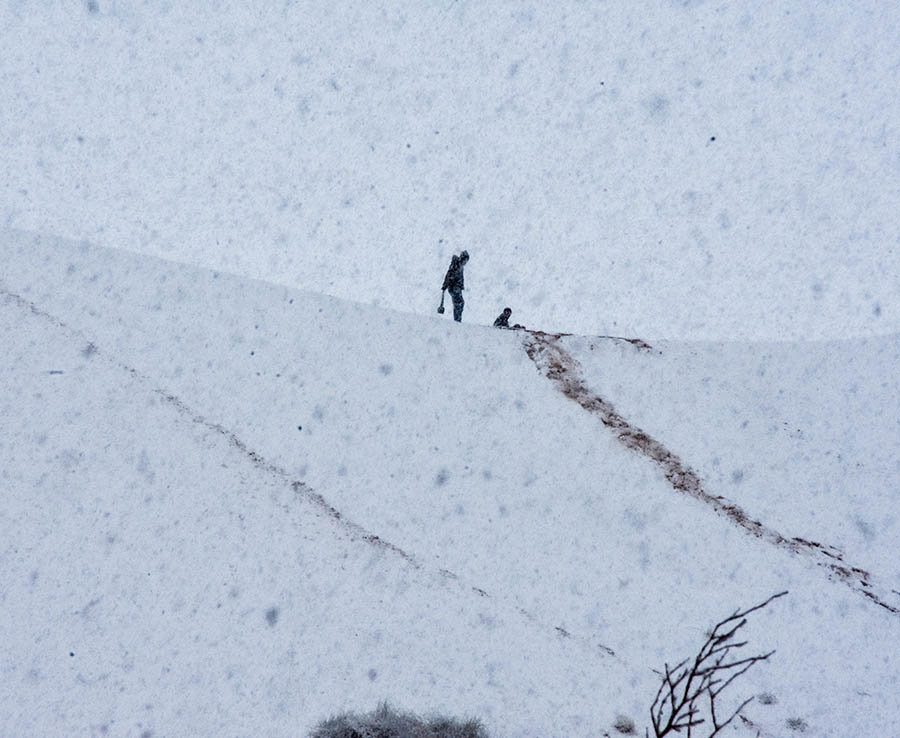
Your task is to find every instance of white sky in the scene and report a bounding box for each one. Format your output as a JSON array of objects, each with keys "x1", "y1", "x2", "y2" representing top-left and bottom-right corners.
[{"x1": 2, "y1": 1, "x2": 898, "y2": 339}]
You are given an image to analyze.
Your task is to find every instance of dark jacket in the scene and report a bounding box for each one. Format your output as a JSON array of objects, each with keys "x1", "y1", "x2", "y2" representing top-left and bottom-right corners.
[{"x1": 442, "y1": 255, "x2": 465, "y2": 292}]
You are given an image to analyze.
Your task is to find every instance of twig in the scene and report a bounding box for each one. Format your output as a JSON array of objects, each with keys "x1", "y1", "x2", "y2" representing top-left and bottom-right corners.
[{"x1": 649, "y1": 592, "x2": 787, "y2": 737}]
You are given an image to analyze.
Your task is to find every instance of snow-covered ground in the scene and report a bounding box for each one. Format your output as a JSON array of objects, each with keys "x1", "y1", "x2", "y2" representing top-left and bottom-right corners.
[
  {"x1": 3, "y1": 1, "x2": 899, "y2": 735},
  {"x1": 2, "y1": 233, "x2": 899, "y2": 736}
]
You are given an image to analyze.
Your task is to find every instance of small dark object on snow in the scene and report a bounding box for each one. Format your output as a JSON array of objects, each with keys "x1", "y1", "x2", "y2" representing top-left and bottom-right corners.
[{"x1": 614, "y1": 714, "x2": 637, "y2": 734}]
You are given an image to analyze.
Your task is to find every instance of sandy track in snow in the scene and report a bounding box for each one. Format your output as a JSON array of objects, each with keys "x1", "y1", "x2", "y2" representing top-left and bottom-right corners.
[{"x1": 523, "y1": 329, "x2": 900, "y2": 617}]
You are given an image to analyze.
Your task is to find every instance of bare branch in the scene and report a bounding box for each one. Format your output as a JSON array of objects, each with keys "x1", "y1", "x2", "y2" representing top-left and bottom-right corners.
[
  {"x1": 709, "y1": 651, "x2": 776, "y2": 699},
  {"x1": 696, "y1": 649, "x2": 775, "y2": 680},
  {"x1": 710, "y1": 695, "x2": 755, "y2": 737},
  {"x1": 648, "y1": 592, "x2": 786, "y2": 737},
  {"x1": 735, "y1": 590, "x2": 789, "y2": 619}
]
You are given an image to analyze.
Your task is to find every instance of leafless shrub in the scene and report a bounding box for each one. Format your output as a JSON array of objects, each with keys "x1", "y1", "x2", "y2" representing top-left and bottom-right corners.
[
  {"x1": 614, "y1": 714, "x2": 637, "y2": 734},
  {"x1": 648, "y1": 591, "x2": 788, "y2": 737},
  {"x1": 310, "y1": 701, "x2": 489, "y2": 738}
]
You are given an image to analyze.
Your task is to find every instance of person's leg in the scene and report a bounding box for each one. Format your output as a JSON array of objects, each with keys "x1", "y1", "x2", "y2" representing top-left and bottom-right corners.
[{"x1": 451, "y1": 291, "x2": 464, "y2": 322}]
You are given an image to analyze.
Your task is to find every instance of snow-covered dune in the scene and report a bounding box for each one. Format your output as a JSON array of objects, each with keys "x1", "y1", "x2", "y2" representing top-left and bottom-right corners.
[
  {"x1": 2, "y1": 232, "x2": 899, "y2": 736},
  {"x1": 567, "y1": 331, "x2": 900, "y2": 580}
]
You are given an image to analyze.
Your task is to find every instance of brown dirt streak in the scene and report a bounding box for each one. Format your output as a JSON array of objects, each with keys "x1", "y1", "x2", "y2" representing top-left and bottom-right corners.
[{"x1": 523, "y1": 330, "x2": 900, "y2": 616}]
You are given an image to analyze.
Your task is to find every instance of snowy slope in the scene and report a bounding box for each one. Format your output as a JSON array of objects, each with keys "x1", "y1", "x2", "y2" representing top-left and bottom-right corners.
[
  {"x1": 568, "y1": 332, "x2": 900, "y2": 581},
  {"x1": 1, "y1": 234, "x2": 642, "y2": 736},
  {"x1": 2, "y1": 232, "x2": 899, "y2": 736}
]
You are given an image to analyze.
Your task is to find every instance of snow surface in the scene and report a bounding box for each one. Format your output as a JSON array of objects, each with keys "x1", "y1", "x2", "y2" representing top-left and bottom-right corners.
[
  {"x1": 2, "y1": 2, "x2": 900, "y2": 735},
  {"x1": 2, "y1": 233, "x2": 899, "y2": 737}
]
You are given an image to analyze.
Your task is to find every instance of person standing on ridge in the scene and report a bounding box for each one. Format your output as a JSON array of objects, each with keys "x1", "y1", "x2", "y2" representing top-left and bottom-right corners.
[{"x1": 440, "y1": 250, "x2": 469, "y2": 322}]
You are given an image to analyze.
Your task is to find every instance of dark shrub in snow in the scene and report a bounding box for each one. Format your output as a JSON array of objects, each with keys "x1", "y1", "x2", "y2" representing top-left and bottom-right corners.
[{"x1": 310, "y1": 702, "x2": 489, "y2": 738}]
